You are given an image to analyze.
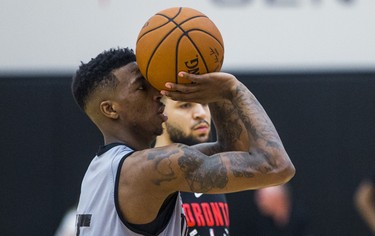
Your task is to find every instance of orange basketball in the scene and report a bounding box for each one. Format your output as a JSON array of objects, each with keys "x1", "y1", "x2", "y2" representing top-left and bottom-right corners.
[{"x1": 136, "y1": 7, "x2": 224, "y2": 91}]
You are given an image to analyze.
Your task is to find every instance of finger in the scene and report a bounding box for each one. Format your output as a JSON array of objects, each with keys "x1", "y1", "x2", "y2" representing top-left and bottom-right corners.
[
  {"x1": 178, "y1": 71, "x2": 207, "y2": 84},
  {"x1": 161, "y1": 90, "x2": 198, "y2": 102},
  {"x1": 165, "y1": 83, "x2": 199, "y2": 93}
]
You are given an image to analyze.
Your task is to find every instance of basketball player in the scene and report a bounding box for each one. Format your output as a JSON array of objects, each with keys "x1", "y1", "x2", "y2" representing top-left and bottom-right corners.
[
  {"x1": 155, "y1": 99, "x2": 230, "y2": 236},
  {"x1": 72, "y1": 47, "x2": 295, "y2": 236}
]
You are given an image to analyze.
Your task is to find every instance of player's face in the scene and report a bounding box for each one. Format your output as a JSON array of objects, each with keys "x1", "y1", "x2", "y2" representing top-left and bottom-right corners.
[
  {"x1": 164, "y1": 99, "x2": 211, "y2": 145},
  {"x1": 112, "y1": 62, "x2": 167, "y2": 138}
]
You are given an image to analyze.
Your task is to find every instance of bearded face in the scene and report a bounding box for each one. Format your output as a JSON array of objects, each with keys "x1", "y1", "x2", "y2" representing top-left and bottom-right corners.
[{"x1": 165, "y1": 119, "x2": 212, "y2": 146}]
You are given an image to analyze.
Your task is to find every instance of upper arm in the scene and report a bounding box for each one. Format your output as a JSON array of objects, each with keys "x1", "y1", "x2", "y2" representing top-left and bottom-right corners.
[
  {"x1": 116, "y1": 144, "x2": 192, "y2": 224},
  {"x1": 120, "y1": 143, "x2": 226, "y2": 198},
  {"x1": 122, "y1": 144, "x2": 205, "y2": 195}
]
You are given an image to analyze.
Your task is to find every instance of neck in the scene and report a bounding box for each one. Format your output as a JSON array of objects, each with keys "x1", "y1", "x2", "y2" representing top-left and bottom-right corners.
[
  {"x1": 154, "y1": 135, "x2": 172, "y2": 147},
  {"x1": 103, "y1": 133, "x2": 153, "y2": 151}
]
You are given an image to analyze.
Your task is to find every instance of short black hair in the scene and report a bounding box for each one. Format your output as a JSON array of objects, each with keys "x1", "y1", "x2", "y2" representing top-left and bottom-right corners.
[{"x1": 71, "y1": 47, "x2": 136, "y2": 111}]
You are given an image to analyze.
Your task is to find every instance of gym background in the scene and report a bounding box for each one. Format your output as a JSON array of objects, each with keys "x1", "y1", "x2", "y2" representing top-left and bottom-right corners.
[{"x1": 1, "y1": 1, "x2": 374, "y2": 235}]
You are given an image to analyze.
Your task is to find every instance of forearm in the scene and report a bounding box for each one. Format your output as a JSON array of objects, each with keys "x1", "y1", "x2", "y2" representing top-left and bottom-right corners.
[
  {"x1": 226, "y1": 81, "x2": 294, "y2": 180},
  {"x1": 210, "y1": 79, "x2": 283, "y2": 152},
  {"x1": 191, "y1": 99, "x2": 246, "y2": 156},
  {"x1": 209, "y1": 98, "x2": 249, "y2": 152},
  {"x1": 177, "y1": 147, "x2": 293, "y2": 193},
  {"x1": 230, "y1": 82, "x2": 281, "y2": 152}
]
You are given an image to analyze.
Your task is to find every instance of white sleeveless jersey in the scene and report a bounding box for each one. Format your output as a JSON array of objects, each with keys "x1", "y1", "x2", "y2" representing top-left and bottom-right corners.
[{"x1": 76, "y1": 143, "x2": 187, "y2": 236}]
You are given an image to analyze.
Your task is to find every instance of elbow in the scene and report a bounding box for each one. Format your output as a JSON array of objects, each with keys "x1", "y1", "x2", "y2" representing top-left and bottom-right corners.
[
  {"x1": 278, "y1": 160, "x2": 296, "y2": 184},
  {"x1": 249, "y1": 148, "x2": 296, "y2": 187},
  {"x1": 271, "y1": 153, "x2": 296, "y2": 185}
]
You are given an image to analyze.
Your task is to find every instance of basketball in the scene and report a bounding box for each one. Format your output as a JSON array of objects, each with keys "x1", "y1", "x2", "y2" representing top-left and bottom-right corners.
[{"x1": 136, "y1": 7, "x2": 224, "y2": 91}]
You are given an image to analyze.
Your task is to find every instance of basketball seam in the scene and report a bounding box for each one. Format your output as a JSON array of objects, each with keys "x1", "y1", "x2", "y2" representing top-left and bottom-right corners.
[
  {"x1": 155, "y1": 11, "x2": 210, "y2": 84},
  {"x1": 144, "y1": 25, "x2": 179, "y2": 81},
  {"x1": 142, "y1": 12, "x2": 209, "y2": 84},
  {"x1": 174, "y1": 28, "x2": 224, "y2": 80},
  {"x1": 176, "y1": 31, "x2": 208, "y2": 77},
  {"x1": 137, "y1": 7, "x2": 223, "y2": 87},
  {"x1": 139, "y1": 8, "x2": 185, "y2": 81},
  {"x1": 136, "y1": 21, "x2": 171, "y2": 43},
  {"x1": 185, "y1": 28, "x2": 224, "y2": 72},
  {"x1": 169, "y1": 16, "x2": 223, "y2": 83},
  {"x1": 136, "y1": 7, "x2": 184, "y2": 42}
]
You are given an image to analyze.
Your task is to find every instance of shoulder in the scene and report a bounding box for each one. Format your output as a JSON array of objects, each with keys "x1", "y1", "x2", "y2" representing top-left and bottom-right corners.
[{"x1": 118, "y1": 143, "x2": 192, "y2": 190}]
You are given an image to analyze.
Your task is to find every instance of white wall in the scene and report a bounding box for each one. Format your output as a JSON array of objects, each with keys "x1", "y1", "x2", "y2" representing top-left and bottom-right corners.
[{"x1": 1, "y1": 0, "x2": 374, "y2": 74}]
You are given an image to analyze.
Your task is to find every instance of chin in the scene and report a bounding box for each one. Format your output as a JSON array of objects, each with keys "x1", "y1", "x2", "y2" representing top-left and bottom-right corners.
[
  {"x1": 196, "y1": 137, "x2": 210, "y2": 143},
  {"x1": 155, "y1": 128, "x2": 163, "y2": 136},
  {"x1": 198, "y1": 134, "x2": 210, "y2": 140}
]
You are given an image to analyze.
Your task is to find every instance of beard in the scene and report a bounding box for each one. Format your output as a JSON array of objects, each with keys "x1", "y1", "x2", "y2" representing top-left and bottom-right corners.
[{"x1": 165, "y1": 122, "x2": 211, "y2": 146}]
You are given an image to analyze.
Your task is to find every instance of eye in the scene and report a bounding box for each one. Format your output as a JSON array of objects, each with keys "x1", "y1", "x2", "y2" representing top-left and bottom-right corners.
[
  {"x1": 179, "y1": 103, "x2": 192, "y2": 109},
  {"x1": 137, "y1": 82, "x2": 147, "y2": 90}
]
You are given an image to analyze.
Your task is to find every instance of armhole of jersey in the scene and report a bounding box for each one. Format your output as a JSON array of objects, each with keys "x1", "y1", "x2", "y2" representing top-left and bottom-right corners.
[
  {"x1": 114, "y1": 152, "x2": 137, "y2": 232},
  {"x1": 114, "y1": 151, "x2": 178, "y2": 236}
]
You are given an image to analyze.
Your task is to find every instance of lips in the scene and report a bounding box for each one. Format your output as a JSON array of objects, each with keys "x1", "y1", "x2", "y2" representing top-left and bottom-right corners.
[
  {"x1": 158, "y1": 104, "x2": 165, "y2": 114},
  {"x1": 192, "y1": 121, "x2": 209, "y2": 130},
  {"x1": 194, "y1": 124, "x2": 209, "y2": 130},
  {"x1": 158, "y1": 104, "x2": 168, "y2": 122}
]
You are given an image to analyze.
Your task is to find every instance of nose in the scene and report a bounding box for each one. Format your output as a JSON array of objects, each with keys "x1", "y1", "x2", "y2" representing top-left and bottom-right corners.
[
  {"x1": 151, "y1": 86, "x2": 162, "y2": 102},
  {"x1": 193, "y1": 104, "x2": 208, "y2": 119}
]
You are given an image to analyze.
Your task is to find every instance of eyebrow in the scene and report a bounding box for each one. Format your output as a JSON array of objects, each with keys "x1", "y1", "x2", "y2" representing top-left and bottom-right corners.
[
  {"x1": 130, "y1": 73, "x2": 146, "y2": 88},
  {"x1": 130, "y1": 66, "x2": 144, "y2": 82},
  {"x1": 130, "y1": 65, "x2": 140, "y2": 74}
]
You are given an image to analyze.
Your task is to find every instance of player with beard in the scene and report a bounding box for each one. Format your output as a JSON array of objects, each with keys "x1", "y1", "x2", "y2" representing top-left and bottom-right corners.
[{"x1": 155, "y1": 98, "x2": 230, "y2": 236}]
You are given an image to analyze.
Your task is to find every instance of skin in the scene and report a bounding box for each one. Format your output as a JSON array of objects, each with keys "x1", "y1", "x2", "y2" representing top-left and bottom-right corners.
[
  {"x1": 155, "y1": 99, "x2": 212, "y2": 147},
  {"x1": 354, "y1": 179, "x2": 375, "y2": 233},
  {"x1": 85, "y1": 62, "x2": 295, "y2": 225},
  {"x1": 255, "y1": 185, "x2": 291, "y2": 226}
]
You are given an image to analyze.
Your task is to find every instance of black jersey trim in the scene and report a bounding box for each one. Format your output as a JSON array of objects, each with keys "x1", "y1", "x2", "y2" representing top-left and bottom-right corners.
[
  {"x1": 97, "y1": 142, "x2": 127, "y2": 156},
  {"x1": 114, "y1": 152, "x2": 178, "y2": 236}
]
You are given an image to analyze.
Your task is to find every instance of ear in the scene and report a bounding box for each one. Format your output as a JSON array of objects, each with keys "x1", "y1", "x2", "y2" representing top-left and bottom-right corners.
[{"x1": 100, "y1": 100, "x2": 119, "y2": 119}]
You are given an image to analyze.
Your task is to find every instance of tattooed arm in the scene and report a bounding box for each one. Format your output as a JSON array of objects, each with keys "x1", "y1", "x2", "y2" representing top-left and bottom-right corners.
[
  {"x1": 227, "y1": 80, "x2": 294, "y2": 174},
  {"x1": 119, "y1": 141, "x2": 293, "y2": 224},
  {"x1": 117, "y1": 72, "x2": 294, "y2": 227},
  {"x1": 161, "y1": 72, "x2": 249, "y2": 155},
  {"x1": 121, "y1": 142, "x2": 291, "y2": 208},
  {"x1": 162, "y1": 72, "x2": 295, "y2": 185}
]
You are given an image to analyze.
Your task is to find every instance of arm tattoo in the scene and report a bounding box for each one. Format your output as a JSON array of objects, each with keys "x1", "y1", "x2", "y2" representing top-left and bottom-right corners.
[
  {"x1": 210, "y1": 101, "x2": 243, "y2": 147},
  {"x1": 229, "y1": 151, "x2": 275, "y2": 178},
  {"x1": 147, "y1": 149, "x2": 178, "y2": 185},
  {"x1": 234, "y1": 84, "x2": 282, "y2": 150},
  {"x1": 178, "y1": 146, "x2": 228, "y2": 192},
  {"x1": 229, "y1": 153, "x2": 255, "y2": 178}
]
